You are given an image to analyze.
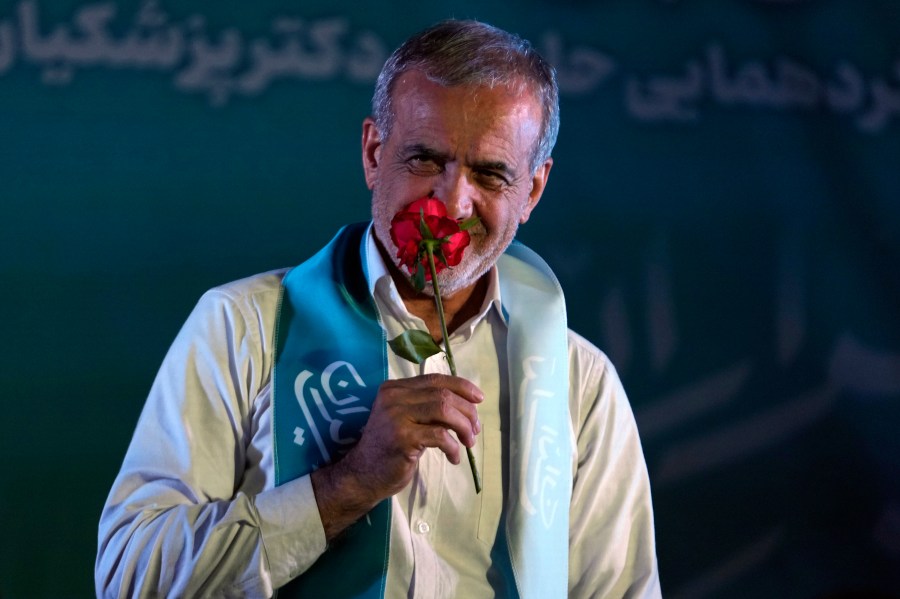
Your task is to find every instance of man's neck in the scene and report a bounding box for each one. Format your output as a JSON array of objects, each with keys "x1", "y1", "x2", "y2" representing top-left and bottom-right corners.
[{"x1": 375, "y1": 237, "x2": 488, "y2": 343}]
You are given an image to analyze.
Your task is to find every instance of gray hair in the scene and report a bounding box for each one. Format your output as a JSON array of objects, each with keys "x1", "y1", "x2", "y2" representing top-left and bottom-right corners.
[{"x1": 372, "y1": 20, "x2": 559, "y2": 174}]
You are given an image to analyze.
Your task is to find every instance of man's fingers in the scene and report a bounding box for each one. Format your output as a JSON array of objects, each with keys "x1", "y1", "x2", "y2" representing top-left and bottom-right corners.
[
  {"x1": 408, "y1": 387, "x2": 480, "y2": 444},
  {"x1": 419, "y1": 425, "x2": 462, "y2": 465},
  {"x1": 360, "y1": 373, "x2": 484, "y2": 485},
  {"x1": 381, "y1": 376, "x2": 482, "y2": 439},
  {"x1": 402, "y1": 373, "x2": 484, "y2": 405}
]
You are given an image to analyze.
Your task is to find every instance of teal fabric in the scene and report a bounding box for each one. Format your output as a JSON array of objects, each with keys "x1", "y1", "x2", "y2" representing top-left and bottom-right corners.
[
  {"x1": 273, "y1": 224, "x2": 571, "y2": 597},
  {"x1": 274, "y1": 223, "x2": 390, "y2": 598},
  {"x1": 500, "y1": 242, "x2": 573, "y2": 599}
]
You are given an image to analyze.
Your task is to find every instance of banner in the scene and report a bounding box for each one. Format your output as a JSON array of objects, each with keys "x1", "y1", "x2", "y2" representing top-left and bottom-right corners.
[{"x1": 2, "y1": 1, "x2": 897, "y2": 596}]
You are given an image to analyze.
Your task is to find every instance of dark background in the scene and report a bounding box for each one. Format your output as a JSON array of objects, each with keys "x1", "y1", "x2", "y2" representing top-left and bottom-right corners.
[{"x1": 2, "y1": 1, "x2": 899, "y2": 597}]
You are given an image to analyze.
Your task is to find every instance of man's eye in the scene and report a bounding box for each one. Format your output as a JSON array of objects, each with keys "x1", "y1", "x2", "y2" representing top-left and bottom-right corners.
[
  {"x1": 475, "y1": 170, "x2": 507, "y2": 189},
  {"x1": 408, "y1": 157, "x2": 442, "y2": 175}
]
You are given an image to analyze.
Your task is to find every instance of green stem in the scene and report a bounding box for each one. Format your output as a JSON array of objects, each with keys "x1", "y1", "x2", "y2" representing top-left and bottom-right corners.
[{"x1": 426, "y1": 245, "x2": 482, "y2": 494}]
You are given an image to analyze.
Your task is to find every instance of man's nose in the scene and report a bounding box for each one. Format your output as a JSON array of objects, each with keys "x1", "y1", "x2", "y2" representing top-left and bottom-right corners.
[{"x1": 437, "y1": 169, "x2": 474, "y2": 220}]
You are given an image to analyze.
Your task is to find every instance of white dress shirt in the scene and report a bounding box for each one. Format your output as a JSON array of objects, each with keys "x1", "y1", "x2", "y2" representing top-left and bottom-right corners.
[{"x1": 96, "y1": 227, "x2": 661, "y2": 598}]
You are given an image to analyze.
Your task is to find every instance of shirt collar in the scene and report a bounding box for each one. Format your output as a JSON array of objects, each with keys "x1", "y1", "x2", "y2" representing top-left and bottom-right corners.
[
  {"x1": 363, "y1": 222, "x2": 389, "y2": 298},
  {"x1": 363, "y1": 223, "x2": 507, "y2": 338}
]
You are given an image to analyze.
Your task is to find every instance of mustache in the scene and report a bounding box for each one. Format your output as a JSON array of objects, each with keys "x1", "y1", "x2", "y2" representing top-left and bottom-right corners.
[{"x1": 463, "y1": 221, "x2": 487, "y2": 238}]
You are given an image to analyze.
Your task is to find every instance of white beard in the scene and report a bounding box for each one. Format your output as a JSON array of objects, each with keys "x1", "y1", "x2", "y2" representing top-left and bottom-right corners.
[{"x1": 372, "y1": 210, "x2": 516, "y2": 298}]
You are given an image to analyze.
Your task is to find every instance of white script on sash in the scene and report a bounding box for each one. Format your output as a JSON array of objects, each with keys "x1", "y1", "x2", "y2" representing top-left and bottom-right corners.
[
  {"x1": 293, "y1": 360, "x2": 370, "y2": 464},
  {"x1": 518, "y1": 355, "x2": 564, "y2": 529}
]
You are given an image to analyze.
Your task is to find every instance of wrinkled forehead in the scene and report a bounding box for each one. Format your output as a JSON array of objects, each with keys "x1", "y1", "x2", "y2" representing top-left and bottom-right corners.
[
  {"x1": 394, "y1": 74, "x2": 542, "y2": 138},
  {"x1": 390, "y1": 71, "x2": 543, "y2": 125}
]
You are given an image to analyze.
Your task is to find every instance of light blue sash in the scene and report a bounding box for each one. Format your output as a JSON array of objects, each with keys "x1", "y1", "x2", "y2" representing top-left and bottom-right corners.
[
  {"x1": 498, "y1": 242, "x2": 573, "y2": 599},
  {"x1": 273, "y1": 223, "x2": 571, "y2": 598}
]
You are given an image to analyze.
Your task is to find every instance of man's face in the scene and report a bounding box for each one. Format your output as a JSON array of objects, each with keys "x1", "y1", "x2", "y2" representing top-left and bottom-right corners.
[{"x1": 364, "y1": 70, "x2": 552, "y2": 297}]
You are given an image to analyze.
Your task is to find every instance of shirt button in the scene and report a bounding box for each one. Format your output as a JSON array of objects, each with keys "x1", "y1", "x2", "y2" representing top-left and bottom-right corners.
[{"x1": 416, "y1": 521, "x2": 430, "y2": 534}]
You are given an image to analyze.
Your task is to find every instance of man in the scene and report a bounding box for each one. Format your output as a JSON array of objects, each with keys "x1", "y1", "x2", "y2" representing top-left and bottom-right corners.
[{"x1": 96, "y1": 19, "x2": 661, "y2": 598}]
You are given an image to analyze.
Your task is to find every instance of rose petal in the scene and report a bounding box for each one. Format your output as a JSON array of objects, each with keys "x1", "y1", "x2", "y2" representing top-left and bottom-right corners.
[
  {"x1": 389, "y1": 196, "x2": 473, "y2": 276},
  {"x1": 441, "y1": 230, "x2": 470, "y2": 267},
  {"x1": 406, "y1": 197, "x2": 448, "y2": 219}
]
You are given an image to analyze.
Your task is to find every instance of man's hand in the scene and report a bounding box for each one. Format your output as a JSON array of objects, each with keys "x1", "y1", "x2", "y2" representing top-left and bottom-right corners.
[{"x1": 310, "y1": 373, "x2": 483, "y2": 540}]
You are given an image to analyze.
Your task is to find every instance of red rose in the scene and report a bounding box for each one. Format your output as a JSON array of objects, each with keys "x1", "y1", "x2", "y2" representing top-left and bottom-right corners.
[
  {"x1": 386, "y1": 197, "x2": 482, "y2": 492},
  {"x1": 389, "y1": 197, "x2": 471, "y2": 277}
]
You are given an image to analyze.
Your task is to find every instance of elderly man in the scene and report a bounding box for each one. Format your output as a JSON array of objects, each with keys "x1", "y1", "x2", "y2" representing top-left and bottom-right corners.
[{"x1": 97, "y1": 19, "x2": 661, "y2": 598}]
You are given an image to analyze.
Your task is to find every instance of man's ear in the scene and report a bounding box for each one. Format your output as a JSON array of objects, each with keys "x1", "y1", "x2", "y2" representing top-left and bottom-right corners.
[
  {"x1": 362, "y1": 117, "x2": 382, "y2": 190},
  {"x1": 519, "y1": 158, "x2": 553, "y2": 224}
]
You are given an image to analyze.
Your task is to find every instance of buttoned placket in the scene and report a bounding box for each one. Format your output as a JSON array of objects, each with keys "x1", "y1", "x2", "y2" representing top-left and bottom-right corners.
[
  {"x1": 366, "y1": 228, "x2": 507, "y2": 597},
  {"x1": 380, "y1": 304, "x2": 505, "y2": 598},
  {"x1": 408, "y1": 348, "x2": 452, "y2": 599}
]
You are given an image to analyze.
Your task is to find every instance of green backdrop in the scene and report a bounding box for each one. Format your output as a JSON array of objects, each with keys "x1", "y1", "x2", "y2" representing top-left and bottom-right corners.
[{"x1": 2, "y1": 1, "x2": 898, "y2": 597}]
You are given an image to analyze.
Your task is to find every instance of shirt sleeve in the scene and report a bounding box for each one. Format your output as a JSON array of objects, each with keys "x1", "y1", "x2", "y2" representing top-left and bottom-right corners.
[
  {"x1": 567, "y1": 331, "x2": 662, "y2": 598},
  {"x1": 95, "y1": 280, "x2": 328, "y2": 598}
]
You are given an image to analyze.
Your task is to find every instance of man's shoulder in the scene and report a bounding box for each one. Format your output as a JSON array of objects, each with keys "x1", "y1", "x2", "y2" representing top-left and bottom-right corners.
[
  {"x1": 566, "y1": 328, "x2": 607, "y2": 365},
  {"x1": 205, "y1": 268, "x2": 289, "y2": 301},
  {"x1": 566, "y1": 328, "x2": 625, "y2": 395},
  {"x1": 191, "y1": 269, "x2": 291, "y2": 323}
]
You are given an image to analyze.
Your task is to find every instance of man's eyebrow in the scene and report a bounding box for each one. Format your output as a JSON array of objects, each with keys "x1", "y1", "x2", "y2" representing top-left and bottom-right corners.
[
  {"x1": 401, "y1": 143, "x2": 446, "y2": 159},
  {"x1": 471, "y1": 159, "x2": 515, "y2": 177},
  {"x1": 400, "y1": 145, "x2": 516, "y2": 177}
]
